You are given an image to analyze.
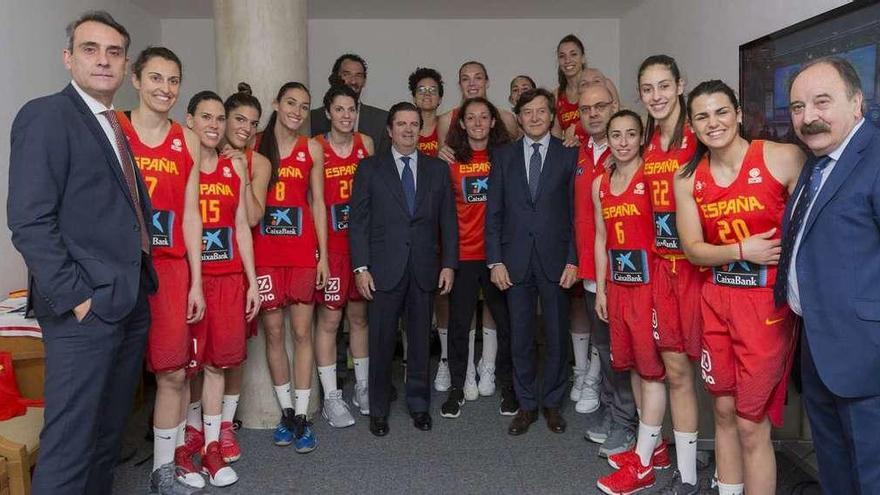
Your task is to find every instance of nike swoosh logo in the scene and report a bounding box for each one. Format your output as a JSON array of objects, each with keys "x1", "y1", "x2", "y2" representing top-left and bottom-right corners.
[
  {"x1": 156, "y1": 435, "x2": 172, "y2": 440},
  {"x1": 637, "y1": 467, "x2": 652, "y2": 480},
  {"x1": 688, "y1": 439, "x2": 697, "y2": 444},
  {"x1": 765, "y1": 317, "x2": 785, "y2": 325}
]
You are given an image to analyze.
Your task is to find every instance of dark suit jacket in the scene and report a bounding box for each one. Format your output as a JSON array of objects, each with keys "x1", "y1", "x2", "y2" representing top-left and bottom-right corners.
[
  {"x1": 485, "y1": 136, "x2": 579, "y2": 283},
  {"x1": 783, "y1": 121, "x2": 880, "y2": 398},
  {"x1": 311, "y1": 102, "x2": 390, "y2": 153},
  {"x1": 349, "y1": 150, "x2": 458, "y2": 292},
  {"x1": 7, "y1": 84, "x2": 157, "y2": 323}
]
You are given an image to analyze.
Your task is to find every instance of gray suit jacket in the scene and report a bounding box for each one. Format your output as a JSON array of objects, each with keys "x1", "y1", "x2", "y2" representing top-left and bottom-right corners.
[{"x1": 310, "y1": 102, "x2": 390, "y2": 153}]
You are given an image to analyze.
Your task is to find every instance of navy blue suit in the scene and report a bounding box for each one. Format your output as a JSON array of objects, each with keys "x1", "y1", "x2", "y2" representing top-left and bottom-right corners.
[
  {"x1": 7, "y1": 84, "x2": 156, "y2": 495},
  {"x1": 349, "y1": 150, "x2": 458, "y2": 418},
  {"x1": 485, "y1": 136, "x2": 578, "y2": 410},
  {"x1": 780, "y1": 121, "x2": 880, "y2": 494}
]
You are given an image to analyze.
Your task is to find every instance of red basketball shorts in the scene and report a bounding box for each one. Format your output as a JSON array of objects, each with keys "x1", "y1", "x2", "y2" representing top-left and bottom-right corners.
[
  {"x1": 256, "y1": 266, "x2": 317, "y2": 312},
  {"x1": 314, "y1": 251, "x2": 362, "y2": 310},
  {"x1": 652, "y1": 256, "x2": 705, "y2": 360},
  {"x1": 146, "y1": 258, "x2": 191, "y2": 373},
  {"x1": 608, "y1": 282, "x2": 665, "y2": 380},
  {"x1": 700, "y1": 283, "x2": 796, "y2": 427},
  {"x1": 189, "y1": 272, "x2": 247, "y2": 371}
]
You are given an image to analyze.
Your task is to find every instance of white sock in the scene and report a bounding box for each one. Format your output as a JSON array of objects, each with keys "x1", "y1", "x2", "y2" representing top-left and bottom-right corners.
[
  {"x1": 221, "y1": 394, "x2": 239, "y2": 424},
  {"x1": 274, "y1": 382, "x2": 293, "y2": 410},
  {"x1": 176, "y1": 421, "x2": 186, "y2": 448},
  {"x1": 637, "y1": 408, "x2": 642, "y2": 419},
  {"x1": 438, "y1": 327, "x2": 448, "y2": 360},
  {"x1": 294, "y1": 389, "x2": 310, "y2": 416},
  {"x1": 186, "y1": 401, "x2": 202, "y2": 430},
  {"x1": 466, "y1": 329, "x2": 476, "y2": 377},
  {"x1": 586, "y1": 345, "x2": 601, "y2": 382},
  {"x1": 717, "y1": 481, "x2": 744, "y2": 495},
  {"x1": 635, "y1": 422, "x2": 662, "y2": 466},
  {"x1": 203, "y1": 414, "x2": 221, "y2": 446},
  {"x1": 318, "y1": 365, "x2": 338, "y2": 394},
  {"x1": 674, "y1": 430, "x2": 698, "y2": 485},
  {"x1": 353, "y1": 357, "x2": 369, "y2": 386},
  {"x1": 571, "y1": 333, "x2": 590, "y2": 370},
  {"x1": 481, "y1": 327, "x2": 498, "y2": 367},
  {"x1": 152, "y1": 426, "x2": 178, "y2": 471}
]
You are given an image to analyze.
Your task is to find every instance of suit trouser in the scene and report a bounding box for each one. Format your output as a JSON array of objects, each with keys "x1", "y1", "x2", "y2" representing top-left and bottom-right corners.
[
  {"x1": 507, "y1": 251, "x2": 570, "y2": 410},
  {"x1": 368, "y1": 265, "x2": 433, "y2": 418},
  {"x1": 447, "y1": 260, "x2": 513, "y2": 389},
  {"x1": 584, "y1": 290, "x2": 638, "y2": 432},
  {"x1": 32, "y1": 279, "x2": 151, "y2": 495},
  {"x1": 801, "y1": 332, "x2": 880, "y2": 495}
]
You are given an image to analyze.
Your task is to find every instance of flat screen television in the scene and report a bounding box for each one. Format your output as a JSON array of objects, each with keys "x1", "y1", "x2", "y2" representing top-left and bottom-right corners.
[{"x1": 740, "y1": 1, "x2": 880, "y2": 143}]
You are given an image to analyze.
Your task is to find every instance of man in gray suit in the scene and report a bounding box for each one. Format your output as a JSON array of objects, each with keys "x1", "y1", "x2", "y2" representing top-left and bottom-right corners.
[{"x1": 310, "y1": 53, "x2": 390, "y2": 152}]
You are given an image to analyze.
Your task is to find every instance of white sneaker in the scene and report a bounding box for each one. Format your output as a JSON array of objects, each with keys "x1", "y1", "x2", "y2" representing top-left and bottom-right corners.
[
  {"x1": 352, "y1": 383, "x2": 369, "y2": 416},
  {"x1": 570, "y1": 367, "x2": 587, "y2": 401},
  {"x1": 322, "y1": 389, "x2": 356, "y2": 428},
  {"x1": 477, "y1": 359, "x2": 495, "y2": 396},
  {"x1": 434, "y1": 358, "x2": 451, "y2": 391},
  {"x1": 575, "y1": 374, "x2": 600, "y2": 413},
  {"x1": 464, "y1": 368, "x2": 479, "y2": 401}
]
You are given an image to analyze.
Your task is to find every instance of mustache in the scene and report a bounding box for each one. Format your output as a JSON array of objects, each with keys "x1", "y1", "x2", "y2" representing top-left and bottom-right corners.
[{"x1": 800, "y1": 120, "x2": 831, "y2": 135}]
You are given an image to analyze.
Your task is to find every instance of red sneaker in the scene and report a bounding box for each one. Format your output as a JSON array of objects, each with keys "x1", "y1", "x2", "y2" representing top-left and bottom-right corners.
[
  {"x1": 597, "y1": 461, "x2": 655, "y2": 494},
  {"x1": 201, "y1": 441, "x2": 238, "y2": 487},
  {"x1": 219, "y1": 421, "x2": 241, "y2": 463},
  {"x1": 607, "y1": 440, "x2": 671, "y2": 470},
  {"x1": 183, "y1": 425, "x2": 204, "y2": 455},
  {"x1": 173, "y1": 446, "x2": 205, "y2": 488}
]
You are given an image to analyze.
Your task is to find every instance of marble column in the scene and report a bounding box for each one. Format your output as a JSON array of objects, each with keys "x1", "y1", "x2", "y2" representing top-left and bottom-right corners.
[{"x1": 213, "y1": 0, "x2": 319, "y2": 428}]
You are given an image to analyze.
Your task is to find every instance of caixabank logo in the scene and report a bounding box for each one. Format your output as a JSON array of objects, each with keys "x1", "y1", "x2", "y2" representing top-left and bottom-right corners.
[
  {"x1": 461, "y1": 176, "x2": 489, "y2": 203},
  {"x1": 712, "y1": 261, "x2": 767, "y2": 288},
  {"x1": 201, "y1": 227, "x2": 234, "y2": 262},
  {"x1": 331, "y1": 203, "x2": 351, "y2": 231},
  {"x1": 150, "y1": 210, "x2": 174, "y2": 248},
  {"x1": 609, "y1": 249, "x2": 650, "y2": 284},
  {"x1": 261, "y1": 206, "x2": 303, "y2": 236},
  {"x1": 654, "y1": 212, "x2": 680, "y2": 250}
]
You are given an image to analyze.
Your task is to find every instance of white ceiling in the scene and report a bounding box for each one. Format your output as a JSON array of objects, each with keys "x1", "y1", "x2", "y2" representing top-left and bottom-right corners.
[{"x1": 133, "y1": 0, "x2": 644, "y2": 19}]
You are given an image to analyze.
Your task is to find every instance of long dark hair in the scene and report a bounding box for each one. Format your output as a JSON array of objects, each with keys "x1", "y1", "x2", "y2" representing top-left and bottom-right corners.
[
  {"x1": 224, "y1": 82, "x2": 262, "y2": 117},
  {"x1": 638, "y1": 54, "x2": 686, "y2": 150},
  {"x1": 322, "y1": 84, "x2": 359, "y2": 114},
  {"x1": 679, "y1": 79, "x2": 742, "y2": 178},
  {"x1": 605, "y1": 109, "x2": 644, "y2": 176},
  {"x1": 447, "y1": 97, "x2": 513, "y2": 163},
  {"x1": 557, "y1": 34, "x2": 585, "y2": 94},
  {"x1": 258, "y1": 82, "x2": 310, "y2": 185}
]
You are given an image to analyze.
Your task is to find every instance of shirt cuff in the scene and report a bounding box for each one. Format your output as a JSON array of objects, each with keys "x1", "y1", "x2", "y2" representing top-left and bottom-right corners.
[{"x1": 353, "y1": 266, "x2": 368, "y2": 274}]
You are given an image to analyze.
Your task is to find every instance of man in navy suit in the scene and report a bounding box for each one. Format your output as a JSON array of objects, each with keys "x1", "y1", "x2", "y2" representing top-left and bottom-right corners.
[
  {"x1": 7, "y1": 11, "x2": 156, "y2": 495},
  {"x1": 777, "y1": 56, "x2": 880, "y2": 494},
  {"x1": 485, "y1": 88, "x2": 579, "y2": 435},
  {"x1": 349, "y1": 101, "x2": 458, "y2": 436}
]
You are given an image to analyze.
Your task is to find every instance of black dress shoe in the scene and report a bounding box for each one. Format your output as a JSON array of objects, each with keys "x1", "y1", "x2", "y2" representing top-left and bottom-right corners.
[
  {"x1": 370, "y1": 416, "x2": 389, "y2": 437},
  {"x1": 508, "y1": 409, "x2": 538, "y2": 435},
  {"x1": 411, "y1": 412, "x2": 432, "y2": 431},
  {"x1": 543, "y1": 407, "x2": 567, "y2": 433}
]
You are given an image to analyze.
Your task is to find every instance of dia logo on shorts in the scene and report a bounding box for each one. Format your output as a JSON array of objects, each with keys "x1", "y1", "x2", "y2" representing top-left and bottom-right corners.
[
  {"x1": 651, "y1": 308, "x2": 660, "y2": 341},
  {"x1": 700, "y1": 349, "x2": 715, "y2": 385}
]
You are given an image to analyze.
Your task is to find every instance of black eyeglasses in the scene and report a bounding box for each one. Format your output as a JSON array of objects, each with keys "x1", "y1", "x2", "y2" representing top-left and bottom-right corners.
[
  {"x1": 417, "y1": 86, "x2": 439, "y2": 95},
  {"x1": 579, "y1": 101, "x2": 613, "y2": 113}
]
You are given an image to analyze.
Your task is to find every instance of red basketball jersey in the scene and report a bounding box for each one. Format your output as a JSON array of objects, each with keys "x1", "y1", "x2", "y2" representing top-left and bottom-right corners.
[
  {"x1": 642, "y1": 124, "x2": 697, "y2": 255},
  {"x1": 449, "y1": 148, "x2": 492, "y2": 261},
  {"x1": 253, "y1": 136, "x2": 317, "y2": 268},
  {"x1": 199, "y1": 156, "x2": 242, "y2": 275},
  {"x1": 118, "y1": 112, "x2": 193, "y2": 259},
  {"x1": 598, "y1": 166, "x2": 654, "y2": 284},
  {"x1": 556, "y1": 89, "x2": 588, "y2": 143},
  {"x1": 317, "y1": 132, "x2": 369, "y2": 254},
  {"x1": 575, "y1": 140, "x2": 611, "y2": 280},
  {"x1": 418, "y1": 126, "x2": 439, "y2": 157},
  {"x1": 694, "y1": 140, "x2": 788, "y2": 288}
]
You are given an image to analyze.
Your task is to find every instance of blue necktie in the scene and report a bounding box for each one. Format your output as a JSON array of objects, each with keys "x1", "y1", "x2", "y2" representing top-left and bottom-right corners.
[
  {"x1": 401, "y1": 155, "x2": 416, "y2": 215},
  {"x1": 774, "y1": 156, "x2": 831, "y2": 306},
  {"x1": 528, "y1": 142, "x2": 542, "y2": 200}
]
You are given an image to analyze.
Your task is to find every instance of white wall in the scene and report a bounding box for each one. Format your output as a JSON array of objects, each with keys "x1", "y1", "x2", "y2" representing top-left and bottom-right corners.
[
  {"x1": 160, "y1": 18, "x2": 216, "y2": 123},
  {"x1": 618, "y1": 0, "x2": 851, "y2": 107},
  {"x1": 0, "y1": 0, "x2": 161, "y2": 296}
]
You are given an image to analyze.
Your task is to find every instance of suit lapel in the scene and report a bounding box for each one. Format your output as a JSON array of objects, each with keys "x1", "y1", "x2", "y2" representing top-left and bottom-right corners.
[
  {"x1": 414, "y1": 153, "x2": 431, "y2": 216},
  {"x1": 513, "y1": 138, "x2": 531, "y2": 203},
  {"x1": 782, "y1": 160, "x2": 812, "y2": 234},
  {"x1": 379, "y1": 151, "x2": 408, "y2": 212}
]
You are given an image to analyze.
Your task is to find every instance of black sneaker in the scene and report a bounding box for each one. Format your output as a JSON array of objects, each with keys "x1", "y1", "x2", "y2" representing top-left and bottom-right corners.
[
  {"x1": 499, "y1": 386, "x2": 519, "y2": 416},
  {"x1": 656, "y1": 470, "x2": 699, "y2": 495},
  {"x1": 441, "y1": 388, "x2": 465, "y2": 418}
]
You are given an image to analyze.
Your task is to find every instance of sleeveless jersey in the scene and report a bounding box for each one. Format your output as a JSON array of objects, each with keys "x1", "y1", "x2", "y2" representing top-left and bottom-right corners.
[
  {"x1": 317, "y1": 132, "x2": 369, "y2": 254},
  {"x1": 693, "y1": 140, "x2": 788, "y2": 288},
  {"x1": 642, "y1": 123, "x2": 697, "y2": 255},
  {"x1": 599, "y1": 166, "x2": 654, "y2": 284},
  {"x1": 118, "y1": 112, "x2": 193, "y2": 260},
  {"x1": 574, "y1": 140, "x2": 611, "y2": 280},
  {"x1": 418, "y1": 125, "x2": 439, "y2": 157},
  {"x1": 556, "y1": 89, "x2": 587, "y2": 142},
  {"x1": 253, "y1": 136, "x2": 317, "y2": 268},
  {"x1": 199, "y1": 156, "x2": 242, "y2": 275},
  {"x1": 449, "y1": 148, "x2": 492, "y2": 261}
]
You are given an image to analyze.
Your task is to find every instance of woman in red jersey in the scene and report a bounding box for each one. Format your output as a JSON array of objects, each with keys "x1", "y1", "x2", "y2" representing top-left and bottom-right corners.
[
  {"x1": 255, "y1": 82, "x2": 329, "y2": 452},
  {"x1": 636, "y1": 54, "x2": 701, "y2": 490},
  {"x1": 440, "y1": 97, "x2": 517, "y2": 418},
  {"x1": 409, "y1": 67, "x2": 443, "y2": 157},
  {"x1": 313, "y1": 84, "x2": 375, "y2": 427},
  {"x1": 508, "y1": 75, "x2": 536, "y2": 109},
  {"x1": 675, "y1": 80, "x2": 803, "y2": 495},
  {"x1": 186, "y1": 91, "x2": 260, "y2": 488},
  {"x1": 119, "y1": 47, "x2": 205, "y2": 492},
  {"x1": 552, "y1": 34, "x2": 589, "y2": 144},
  {"x1": 594, "y1": 110, "x2": 665, "y2": 495}
]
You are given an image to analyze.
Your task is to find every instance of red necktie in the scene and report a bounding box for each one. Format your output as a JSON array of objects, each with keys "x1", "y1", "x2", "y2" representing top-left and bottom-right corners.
[{"x1": 101, "y1": 110, "x2": 150, "y2": 253}]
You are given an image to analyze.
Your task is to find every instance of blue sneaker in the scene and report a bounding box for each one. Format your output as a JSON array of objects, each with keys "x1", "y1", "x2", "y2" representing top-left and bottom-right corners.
[
  {"x1": 273, "y1": 408, "x2": 295, "y2": 446},
  {"x1": 292, "y1": 414, "x2": 317, "y2": 453}
]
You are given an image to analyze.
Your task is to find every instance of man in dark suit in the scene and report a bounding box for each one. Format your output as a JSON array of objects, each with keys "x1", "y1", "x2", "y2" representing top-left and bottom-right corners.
[
  {"x1": 485, "y1": 88, "x2": 579, "y2": 436},
  {"x1": 349, "y1": 102, "x2": 458, "y2": 436},
  {"x1": 777, "y1": 56, "x2": 880, "y2": 494},
  {"x1": 310, "y1": 53, "x2": 390, "y2": 152},
  {"x1": 7, "y1": 11, "x2": 157, "y2": 495}
]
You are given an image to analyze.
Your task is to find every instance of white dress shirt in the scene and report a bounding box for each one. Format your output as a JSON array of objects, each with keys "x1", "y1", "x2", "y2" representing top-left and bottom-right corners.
[
  {"x1": 392, "y1": 146, "x2": 418, "y2": 190},
  {"x1": 787, "y1": 118, "x2": 865, "y2": 315},
  {"x1": 522, "y1": 132, "x2": 551, "y2": 181},
  {"x1": 71, "y1": 79, "x2": 124, "y2": 170}
]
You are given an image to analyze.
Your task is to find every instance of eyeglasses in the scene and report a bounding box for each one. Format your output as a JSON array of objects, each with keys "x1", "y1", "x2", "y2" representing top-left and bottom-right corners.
[
  {"x1": 579, "y1": 101, "x2": 613, "y2": 113},
  {"x1": 417, "y1": 86, "x2": 439, "y2": 95}
]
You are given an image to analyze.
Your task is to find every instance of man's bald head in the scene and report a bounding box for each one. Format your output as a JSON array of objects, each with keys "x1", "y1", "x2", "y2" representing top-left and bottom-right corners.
[{"x1": 579, "y1": 83, "x2": 617, "y2": 139}]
